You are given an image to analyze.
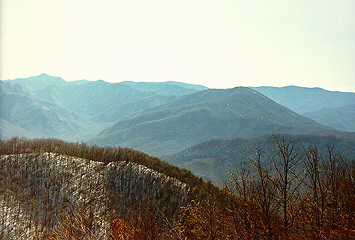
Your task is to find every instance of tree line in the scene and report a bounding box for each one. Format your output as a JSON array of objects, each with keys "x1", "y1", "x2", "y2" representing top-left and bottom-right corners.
[
  {"x1": 1, "y1": 136, "x2": 354, "y2": 239},
  {"x1": 175, "y1": 136, "x2": 355, "y2": 239},
  {"x1": 0, "y1": 137, "x2": 205, "y2": 191}
]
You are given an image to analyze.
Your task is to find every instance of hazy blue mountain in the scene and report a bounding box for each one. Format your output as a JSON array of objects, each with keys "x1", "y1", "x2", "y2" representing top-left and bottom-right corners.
[
  {"x1": 90, "y1": 87, "x2": 335, "y2": 156},
  {"x1": 303, "y1": 104, "x2": 355, "y2": 132},
  {"x1": 34, "y1": 80, "x2": 155, "y2": 116},
  {"x1": 0, "y1": 117, "x2": 37, "y2": 139},
  {"x1": 5, "y1": 75, "x2": 209, "y2": 118},
  {"x1": 1, "y1": 93, "x2": 82, "y2": 139},
  {"x1": 5, "y1": 75, "x2": 158, "y2": 117},
  {"x1": 5, "y1": 73, "x2": 67, "y2": 92},
  {"x1": 2, "y1": 74, "x2": 212, "y2": 140},
  {"x1": 90, "y1": 94, "x2": 179, "y2": 123},
  {"x1": 0, "y1": 82, "x2": 84, "y2": 140},
  {"x1": 3, "y1": 74, "x2": 353, "y2": 155},
  {"x1": 67, "y1": 79, "x2": 91, "y2": 85},
  {"x1": 163, "y1": 134, "x2": 355, "y2": 184},
  {"x1": 1, "y1": 81, "x2": 32, "y2": 96},
  {"x1": 251, "y1": 86, "x2": 355, "y2": 114},
  {"x1": 31, "y1": 84, "x2": 67, "y2": 107},
  {"x1": 162, "y1": 81, "x2": 208, "y2": 91},
  {"x1": 121, "y1": 80, "x2": 208, "y2": 96}
]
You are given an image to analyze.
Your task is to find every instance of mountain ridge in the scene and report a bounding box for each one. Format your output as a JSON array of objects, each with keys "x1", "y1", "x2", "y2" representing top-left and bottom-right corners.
[
  {"x1": 303, "y1": 104, "x2": 355, "y2": 132},
  {"x1": 91, "y1": 87, "x2": 337, "y2": 156},
  {"x1": 2, "y1": 74, "x2": 354, "y2": 156},
  {"x1": 251, "y1": 86, "x2": 355, "y2": 114},
  {"x1": 0, "y1": 151, "x2": 190, "y2": 238},
  {"x1": 163, "y1": 134, "x2": 355, "y2": 184}
]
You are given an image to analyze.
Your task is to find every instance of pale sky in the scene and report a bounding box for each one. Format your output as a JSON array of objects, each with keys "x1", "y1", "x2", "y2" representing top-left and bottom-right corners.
[{"x1": 1, "y1": 0, "x2": 354, "y2": 91}]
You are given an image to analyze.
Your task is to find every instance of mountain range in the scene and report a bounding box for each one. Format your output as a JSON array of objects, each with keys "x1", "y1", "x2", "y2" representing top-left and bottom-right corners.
[
  {"x1": 252, "y1": 86, "x2": 355, "y2": 132},
  {"x1": 251, "y1": 86, "x2": 355, "y2": 114},
  {"x1": 91, "y1": 87, "x2": 339, "y2": 156},
  {"x1": 1, "y1": 74, "x2": 354, "y2": 183}
]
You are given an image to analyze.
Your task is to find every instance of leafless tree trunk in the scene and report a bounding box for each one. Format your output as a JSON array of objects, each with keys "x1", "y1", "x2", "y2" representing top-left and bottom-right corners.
[{"x1": 269, "y1": 136, "x2": 304, "y2": 235}]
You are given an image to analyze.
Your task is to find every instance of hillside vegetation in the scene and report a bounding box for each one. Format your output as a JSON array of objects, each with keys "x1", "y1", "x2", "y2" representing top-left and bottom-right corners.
[
  {"x1": 0, "y1": 137, "x2": 204, "y2": 190},
  {"x1": 1, "y1": 136, "x2": 354, "y2": 239},
  {"x1": 164, "y1": 134, "x2": 355, "y2": 184},
  {"x1": 0, "y1": 137, "x2": 205, "y2": 239},
  {"x1": 303, "y1": 104, "x2": 355, "y2": 132}
]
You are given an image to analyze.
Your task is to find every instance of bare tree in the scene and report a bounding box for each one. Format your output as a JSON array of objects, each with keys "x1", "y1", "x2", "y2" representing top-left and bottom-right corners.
[
  {"x1": 269, "y1": 136, "x2": 304, "y2": 235},
  {"x1": 250, "y1": 147, "x2": 276, "y2": 239},
  {"x1": 303, "y1": 146, "x2": 326, "y2": 231}
]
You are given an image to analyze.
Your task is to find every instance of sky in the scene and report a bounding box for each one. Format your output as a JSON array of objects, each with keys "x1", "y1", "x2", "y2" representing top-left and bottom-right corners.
[{"x1": 1, "y1": 0, "x2": 354, "y2": 92}]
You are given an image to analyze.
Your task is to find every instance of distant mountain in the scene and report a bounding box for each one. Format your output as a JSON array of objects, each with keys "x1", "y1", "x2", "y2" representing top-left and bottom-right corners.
[
  {"x1": 121, "y1": 80, "x2": 208, "y2": 96},
  {"x1": 0, "y1": 93, "x2": 82, "y2": 139},
  {"x1": 91, "y1": 94, "x2": 180, "y2": 123},
  {"x1": 34, "y1": 80, "x2": 154, "y2": 116},
  {"x1": 0, "y1": 81, "x2": 83, "y2": 140},
  {"x1": 252, "y1": 86, "x2": 355, "y2": 114},
  {"x1": 5, "y1": 73, "x2": 67, "y2": 91},
  {"x1": 1, "y1": 74, "x2": 211, "y2": 140},
  {"x1": 164, "y1": 134, "x2": 355, "y2": 184},
  {"x1": 67, "y1": 79, "x2": 91, "y2": 85},
  {"x1": 303, "y1": 104, "x2": 355, "y2": 132},
  {"x1": 10, "y1": 75, "x2": 204, "y2": 117},
  {"x1": 91, "y1": 87, "x2": 335, "y2": 156},
  {"x1": 5, "y1": 75, "x2": 158, "y2": 117},
  {"x1": 3, "y1": 74, "x2": 354, "y2": 155},
  {"x1": 1, "y1": 80, "x2": 32, "y2": 96},
  {"x1": 0, "y1": 117, "x2": 37, "y2": 139}
]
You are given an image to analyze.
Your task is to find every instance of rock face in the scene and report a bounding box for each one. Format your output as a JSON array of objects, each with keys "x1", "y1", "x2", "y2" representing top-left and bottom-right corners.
[{"x1": 0, "y1": 153, "x2": 189, "y2": 239}]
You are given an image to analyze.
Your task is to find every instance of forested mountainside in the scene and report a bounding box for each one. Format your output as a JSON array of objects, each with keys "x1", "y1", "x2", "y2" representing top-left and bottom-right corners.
[
  {"x1": 0, "y1": 138, "x2": 204, "y2": 190},
  {"x1": 164, "y1": 134, "x2": 355, "y2": 184},
  {"x1": 303, "y1": 104, "x2": 355, "y2": 132},
  {"x1": 91, "y1": 87, "x2": 341, "y2": 156},
  {"x1": 0, "y1": 153, "x2": 190, "y2": 239},
  {"x1": 0, "y1": 138, "x2": 204, "y2": 239},
  {"x1": 90, "y1": 94, "x2": 180, "y2": 123},
  {"x1": 1, "y1": 137, "x2": 354, "y2": 239}
]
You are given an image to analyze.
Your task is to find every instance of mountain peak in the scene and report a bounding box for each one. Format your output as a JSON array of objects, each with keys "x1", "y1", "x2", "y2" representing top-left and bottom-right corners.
[
  {"x1": 6, "y1": 74, "x2": 67, "y2": 91},
  {"x1": 38, "y1": 73, "x2": 51, "y2": 77}
]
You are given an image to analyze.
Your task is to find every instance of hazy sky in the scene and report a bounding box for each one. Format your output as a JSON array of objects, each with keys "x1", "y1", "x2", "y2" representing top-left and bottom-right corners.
[{"x1": 1, "y1": 0, "x2": 354, "y2": 91}]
